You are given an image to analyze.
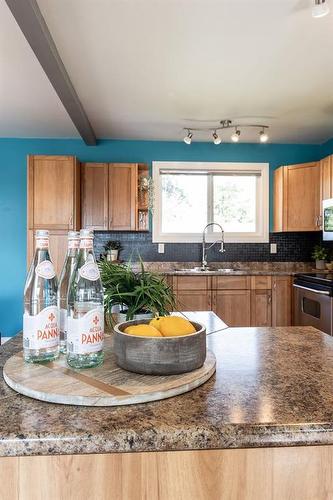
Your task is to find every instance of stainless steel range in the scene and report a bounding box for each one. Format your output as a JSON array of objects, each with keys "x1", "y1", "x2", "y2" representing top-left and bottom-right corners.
[{"x1": 293, "y1": 273, "x2": 333, "y2": 335}]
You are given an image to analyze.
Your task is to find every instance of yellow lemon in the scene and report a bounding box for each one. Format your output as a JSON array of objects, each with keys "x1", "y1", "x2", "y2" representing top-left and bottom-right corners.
[
  {"x1": 149, "y1": 317, "x2": 164, "y2": 330},
  {"x1": 124, "y1": 324, "x2": 162, "y2": 337},
  {"x1": 157, "y1": 316, "x2": 196, "y2": 337}
]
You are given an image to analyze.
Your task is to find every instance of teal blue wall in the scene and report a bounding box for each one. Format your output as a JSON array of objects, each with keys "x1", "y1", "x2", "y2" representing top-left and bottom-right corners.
[
  {"x1": 0, "y1": 138, "x2": 320, "y2": 337},
  {"x1": 320, "y1": 138, "x2": 333, "y2": 158}
]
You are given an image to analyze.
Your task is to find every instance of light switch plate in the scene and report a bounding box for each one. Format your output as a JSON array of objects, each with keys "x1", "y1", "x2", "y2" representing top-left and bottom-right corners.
[
  {"x1": 270, "y1": 243, "x2": 277, "y2": 254},
  {"x1": 158, "y1": 243, "x2": 165, "y2": 254}
]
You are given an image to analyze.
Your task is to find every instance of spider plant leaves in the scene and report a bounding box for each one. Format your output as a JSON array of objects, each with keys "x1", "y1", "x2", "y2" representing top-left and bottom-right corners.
[{"x1": 98, "y1": 259, "x2": 176, "y2": 320}]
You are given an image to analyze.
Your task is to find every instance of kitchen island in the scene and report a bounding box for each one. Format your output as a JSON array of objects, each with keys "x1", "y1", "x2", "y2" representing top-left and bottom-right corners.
[{"x1": 1, "y1": 315, "x2": 333, "y2": 499}]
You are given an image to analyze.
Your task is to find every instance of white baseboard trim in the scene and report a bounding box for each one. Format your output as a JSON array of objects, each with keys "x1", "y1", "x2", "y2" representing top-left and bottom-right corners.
[{"x1": 1, "y1": 337, "x2": 11, "y2": 344}]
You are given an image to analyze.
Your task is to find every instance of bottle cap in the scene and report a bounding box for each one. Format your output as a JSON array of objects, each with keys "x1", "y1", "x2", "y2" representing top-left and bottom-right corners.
[
  {"x1": 68, "y1": 231, "x2": 80, "y2": 240},
  {"x1": 35, "y1": 230, "x2": 49, "y2": 238},
  {"x1": 80, "y1": 229, "x2": 94, "y2": 239}
]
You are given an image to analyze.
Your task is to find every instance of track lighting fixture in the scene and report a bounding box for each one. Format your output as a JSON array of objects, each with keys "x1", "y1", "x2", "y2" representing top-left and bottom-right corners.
[
  {"x1": 231, "y1": 128, "x2": 241, "y2": 143},
  {"x1": 183, "y1": 130, "x2": 193, "y2": 145},
  {"x1": 259, "y1": 129, "x2": 269, "y2": 143},
  {"x1": 182, "y1": 120, "x2": 270, "y2": 145},
  {"x1": 212, "y1": 131, "x2": 222, "y2": 145},
  {"x1": 312, "y1": 0, "x2": 330, "y2": 18}
]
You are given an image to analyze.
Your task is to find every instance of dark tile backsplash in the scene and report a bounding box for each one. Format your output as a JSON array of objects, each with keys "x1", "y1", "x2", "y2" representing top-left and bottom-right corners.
[{"x1": 94, "y1": 231, "x2": 333, "y2": 262}]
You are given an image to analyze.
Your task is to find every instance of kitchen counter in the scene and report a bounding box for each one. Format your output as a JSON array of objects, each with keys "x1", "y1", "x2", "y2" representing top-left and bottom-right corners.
[
  {"x1": 140, "y1": 261, "x2": 314, "y2": 276},
  {"x1": 0, "y1": 319, "x2": 333, "y2": 457}
]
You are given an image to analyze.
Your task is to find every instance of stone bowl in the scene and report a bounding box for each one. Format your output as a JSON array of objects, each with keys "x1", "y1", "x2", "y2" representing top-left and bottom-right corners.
[{"x1": 113, "y1": 319, "x2": 206, "y2": 375}]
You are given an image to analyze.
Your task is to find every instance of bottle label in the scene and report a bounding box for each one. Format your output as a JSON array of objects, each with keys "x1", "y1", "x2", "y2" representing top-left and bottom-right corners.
[
  {"x1": 36, "y1": 238, "x2": 49, "y2": 250},
  {"x1": 80, "y1": 238, "x2": 94, "y2": 250},
  {"x1": 79, "y1": 262, "x2": 100, "y2": 281},
  {"x1": 60, "y1": 308, "x2": 68, "y2": 339},
  {"x1": 67, "y1": 307, "x2": 104, "y2": 354},
  {"x1": 68, "y1": 239, "x2": 80, "y2": 250},
  {"x1": 23, "y1": 306, "x2": 59, "y2": 350},
  {"x1": 35, "y1": 260, "x2": 56, "y2": 279}
]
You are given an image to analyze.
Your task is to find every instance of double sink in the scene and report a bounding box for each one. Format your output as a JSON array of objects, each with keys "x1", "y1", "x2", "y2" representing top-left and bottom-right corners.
[{"x1": 173, "y1": 266, "x2": 245, "y2": 274}]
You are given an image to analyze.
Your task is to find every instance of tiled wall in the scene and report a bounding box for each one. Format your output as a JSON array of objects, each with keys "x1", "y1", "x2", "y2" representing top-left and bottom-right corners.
[{"x1": 94, "y1": 231, "x2": 331, "y2": 263}]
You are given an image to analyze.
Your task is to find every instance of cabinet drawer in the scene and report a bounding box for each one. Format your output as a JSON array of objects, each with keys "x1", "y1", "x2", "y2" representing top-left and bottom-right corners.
[
  {"x1": 250, "y1": 276, "x2": 272, "y2": 290},
  {"x1": 175, "y1": 276, "x2": 211, "y2": 290},
  {"x1": 212, "y1": 276, "x2": 250, "y2": 290}
]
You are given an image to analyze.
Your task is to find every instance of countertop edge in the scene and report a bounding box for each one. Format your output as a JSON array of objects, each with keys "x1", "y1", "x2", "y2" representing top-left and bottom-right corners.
[{"x1": 1, "y1": 423, "x2": 333, "y2": 458}]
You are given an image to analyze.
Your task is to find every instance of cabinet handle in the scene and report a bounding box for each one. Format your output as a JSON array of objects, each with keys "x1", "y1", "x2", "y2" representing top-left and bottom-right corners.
[
  {"x1": 104, "y1": 216, "x2": 108, "y2": 227},
  {"x1": 268, "y1": 293, "x2": 272, "y2": 304},
  {"x1": 69, "y1": 215, "x2": 73, "y2": 226}
]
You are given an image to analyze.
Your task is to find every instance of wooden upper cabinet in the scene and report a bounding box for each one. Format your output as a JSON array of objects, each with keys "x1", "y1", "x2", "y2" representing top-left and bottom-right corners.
[
  {"x1": 273, "y1": 162, "x2": 321, "y2": 232},
  {"x1": 320, "y1": 156, "x2": 332, "y2": 203},
  {"x1": 109, "y1": 164, "x2": 137, "y2": 231},
  {"x1": 27, "y1": 229, "x2": 68, "y2": 277},
  {"x1": 81, "y1": 163, "x2": 108, "y2": 230},
  {"x1": 28, "y1": 155, "x2": 80, "y2": 230}
]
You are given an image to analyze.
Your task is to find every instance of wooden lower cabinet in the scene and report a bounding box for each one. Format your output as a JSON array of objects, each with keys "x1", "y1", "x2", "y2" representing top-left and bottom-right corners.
[
  {"x1": 27, "y1": 230, "x2": 67, "y2": 277},
  {"x1": 251, "y1": 289, "x2": 272, "y2": 327},
  {"x1": 2, "y1": 446, "x2": 331, "y2": 500},
  {"x1": 175, "y1": 290, "x2": 211, "y2": 311},
  {"x1": 212, "y1": 290, "x2": 251, "y2": 327},
  {"x1": 272, "y1": 276, "x2": 292, "y2": 326},
  {"x1": 171, "y1": 275, "x2": 292, "y2": 327}
]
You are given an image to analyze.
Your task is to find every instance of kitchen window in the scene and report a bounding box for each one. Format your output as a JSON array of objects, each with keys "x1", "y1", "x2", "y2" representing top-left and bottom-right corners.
[{"x1": 152, "y1": 162, "x2": 269, "y2": 243}]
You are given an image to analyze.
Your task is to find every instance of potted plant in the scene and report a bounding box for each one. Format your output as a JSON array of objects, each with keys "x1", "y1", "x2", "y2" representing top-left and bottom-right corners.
[
  {"x1": 99, "y1": 260, "x2": 176, "y2": 325},
  {"x1": 104, "y1": 240, "x2": 122, "y2": 262},
  {"x1": 312, "y1": 245, "x2": 328, "y2": 270}
]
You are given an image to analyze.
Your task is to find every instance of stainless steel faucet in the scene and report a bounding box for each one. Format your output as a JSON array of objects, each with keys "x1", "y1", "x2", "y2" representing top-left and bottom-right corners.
[{"x1": 202, "y1": 223, "x2": 225, "y2": 270}]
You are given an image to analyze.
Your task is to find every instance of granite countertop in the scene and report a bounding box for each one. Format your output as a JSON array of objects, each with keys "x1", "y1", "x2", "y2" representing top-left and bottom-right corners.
[
  {"x1": 1, "y1": 319, "x2": 333, "y2": 457},
  {"x1": 140, "y1": 261, "x2": 315, "y2": 276}
]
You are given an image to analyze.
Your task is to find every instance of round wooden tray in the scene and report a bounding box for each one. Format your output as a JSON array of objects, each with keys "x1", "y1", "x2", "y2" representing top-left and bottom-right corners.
[{"x1": 3, "y1": 336, "x2": 216, "y2": 406}]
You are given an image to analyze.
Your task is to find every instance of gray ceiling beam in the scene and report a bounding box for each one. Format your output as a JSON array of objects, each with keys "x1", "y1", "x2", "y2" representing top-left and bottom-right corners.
[{"x1": 5, "y1": 0, "x2": 97, "y2": 145}]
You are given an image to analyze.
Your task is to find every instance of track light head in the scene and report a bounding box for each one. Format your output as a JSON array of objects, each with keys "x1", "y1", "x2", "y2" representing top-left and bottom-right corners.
[
  {"x1": 231, "y1": 128, "x2": 241, "y2": 143},
  {"x1": 184, "y1": 130, "x2": 193, "y2": 145},
  {"x1": 312, "y1": 0, "x2": 330, "y2": 17},
  {"x1": 259, "y1": 129, "x2": 269, "y2": 143},
  {"x1": 212, "y1": 131, "x2": 222, "y2": 145}
]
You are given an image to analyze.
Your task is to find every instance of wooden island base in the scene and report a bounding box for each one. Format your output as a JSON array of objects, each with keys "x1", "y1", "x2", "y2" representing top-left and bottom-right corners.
[{"x1": 1, "y1": 446, "x2": 333, "y2": 500}]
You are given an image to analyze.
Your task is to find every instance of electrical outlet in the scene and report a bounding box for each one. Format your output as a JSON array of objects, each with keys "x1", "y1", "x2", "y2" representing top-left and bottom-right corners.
[
  {"x1": 270, "y1": 243, "x2": 277, "y2": 254},
  {"x1": 158, "y1": 243, "x2": 165, "y2": 254}
]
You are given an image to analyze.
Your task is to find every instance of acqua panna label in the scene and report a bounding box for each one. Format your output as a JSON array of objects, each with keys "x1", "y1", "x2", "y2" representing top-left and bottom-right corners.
[
  {"x1": 23, "y1": 306, "x2": 59, "y2": 350},
  {"x1": 67, "y1": 307, "x2": 104, "y2": 355},
  {"x1": 79, "y1": 262, "x2": 100, "y2": 281}
]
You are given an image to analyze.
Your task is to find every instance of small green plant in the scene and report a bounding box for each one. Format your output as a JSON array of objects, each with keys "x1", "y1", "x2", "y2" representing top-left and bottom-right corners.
[
  {"x1": 312, "y1": 245, "x2": 328, "y2": 261},
  {"x1": 105, "y1": 240, "x2": 122, "y2": 251},
  {"x1": 99, "y1": 259, "x2": 176, "y2": 321}
]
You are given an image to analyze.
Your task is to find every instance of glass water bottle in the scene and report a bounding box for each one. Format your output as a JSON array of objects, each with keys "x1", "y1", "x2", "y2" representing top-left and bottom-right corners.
[
  {"x1": 23, "y1": 230, "x2": 59, "y2": 363},
  {"x1": 67, "y1": 229, "x2": 104, "y2": 369},
  {"x1": 57, "y1": 231, "x2": 80, "y2": 354}
]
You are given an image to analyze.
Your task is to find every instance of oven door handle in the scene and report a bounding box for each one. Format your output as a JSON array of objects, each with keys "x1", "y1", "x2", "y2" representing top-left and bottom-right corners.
[{"x1": 293, "y1": 284, "x2": 331, "y2": 295}]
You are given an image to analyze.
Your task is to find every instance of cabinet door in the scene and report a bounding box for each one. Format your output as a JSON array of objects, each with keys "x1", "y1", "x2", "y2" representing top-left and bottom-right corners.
[
  {"x1": 251, "y1": 289, "x2": 272, "y2": 327},
  {"x1": 272, "y1": 276, "x2": 292, "y2": 326},
  {"x1": 27, "y1": 230, "x2": 67, "y2": 277},
  {"x1": 212, "y1": 290, "x2": 251, "y2": 327},
  {"x1": 109, "y1": 164, "x2": 137, "y2": 230},
  {"x1": 320, "y1": 156, "x2": 332, "y2": 202},
  {"x1": 283, "y1": 162, "x2": 320, "y2": 231},
  {"x1": 28, "y1": 156, "x2": 80, "y2": 230},
  {"x1": 81, "y1": 163, "x2": 108, "y2": 229},
  {"x1": 176, "y1": 290, "x2": 211, "y2": 312}
]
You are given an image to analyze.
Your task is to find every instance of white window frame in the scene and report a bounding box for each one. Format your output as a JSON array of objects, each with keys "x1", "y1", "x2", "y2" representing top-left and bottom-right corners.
[{"x1": 152, "y1": 161, "x2": 269, "y2": 244}]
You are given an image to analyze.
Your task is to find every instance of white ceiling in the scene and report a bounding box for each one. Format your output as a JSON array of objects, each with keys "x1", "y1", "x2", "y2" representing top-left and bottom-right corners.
[
  {"x1": 0, "y1": 0, "x2": 78, "y2": 138},
  {"x1": 1, "y1": 0, "x2": 333, "y2": 143}
]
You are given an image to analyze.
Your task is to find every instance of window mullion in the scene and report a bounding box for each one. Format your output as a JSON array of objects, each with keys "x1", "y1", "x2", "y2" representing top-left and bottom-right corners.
[{"x1": 207, "y1": 174, "x2": 213, "y2": 229}]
